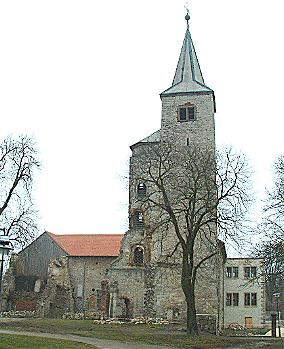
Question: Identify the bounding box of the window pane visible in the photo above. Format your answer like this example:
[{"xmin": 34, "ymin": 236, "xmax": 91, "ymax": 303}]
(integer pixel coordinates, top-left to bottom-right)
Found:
[
  {"xmin": 251, "ymin": 293, "xmax": 257, "ymax": 306},
  {"xmin": 233, "ymin": 293, "xmax": 239, "ymax": 306},
  {"xmin": 233, "ymin": 267, "xmax": 239, "ymax": 278},
  {"xmin": 134, "ymin": 210, "xmax": 144, "ymax": 228},
  {"xmin": 244, "ymin": 267, "xmax": 250, "ymax": 278},
  {"xmin": 226, "ymin": 293, "xmax": 232, "ymax": 306},
  {"xmin": 226, "ymin": 267, "xmax": 232, "ymax": 278},
  {"xmin": 251, "ymin": 267, "xmax": 257, "ymax": 278},
  {"xmin": 137, "ymin": 183, "xmax": 147, "ymax": 198},
  {"xmin": 244, "ymin": 293, "xmax": 250, "ymax": 306},
  {"xmin": 188, "ymin": 107, "xmax": 195, "ymax": 120},
  {"xmin": 179, "ymin": 108, "xmax": 187, "ymax": 121}
]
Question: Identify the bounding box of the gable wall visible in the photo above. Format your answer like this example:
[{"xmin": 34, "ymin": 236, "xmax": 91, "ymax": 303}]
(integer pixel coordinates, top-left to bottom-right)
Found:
[{"xmin": 17, "ymin": 233, "xmax": 67, "ymax": 279}]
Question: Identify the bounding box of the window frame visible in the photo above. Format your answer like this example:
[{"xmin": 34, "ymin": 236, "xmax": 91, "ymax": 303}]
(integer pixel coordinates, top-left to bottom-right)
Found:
[
  {"xmin": 232, "ymin": 293, "xmax": 239, "ymax": 306},
  {"xmin": 232, "ymin": 267, "xmax": 239, "ymax": 278},
  {"xmin": 226, "ymin": 293, "xmax": 232, "ymax": 306},
  {"xmin": 226, "ymin": 267, "xmax": 232, "ymax": 278},
  {"xmin": 133, "ymin": 210, "xmax": 144, "ymax": 229},
  {"xmin": 251, "ymin": 293, "xmax": 257, "ymax": 306},
  {"xmin": 178, "ymin": 106, "xmax": 196, "ymax": 122},
  {"xmin": 244, "ymin": 293, "xmax": 251, "ymax": 306},
  {"xmin": 137, "ymin": 183, "xmax": 147, "ymax": 199},
  {"xmin": 244, "ymin": 266, "xmax": 257, "ymax": 278}
]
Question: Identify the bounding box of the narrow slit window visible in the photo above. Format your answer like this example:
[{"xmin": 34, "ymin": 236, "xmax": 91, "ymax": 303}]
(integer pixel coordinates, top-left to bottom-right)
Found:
[
  {"xmin": 134, "ymin": 210, "xmax": 144, "ymax": 228},
  {"xmin": 137, "ymin": 183, "xmax": 146, "ymax": 198}
]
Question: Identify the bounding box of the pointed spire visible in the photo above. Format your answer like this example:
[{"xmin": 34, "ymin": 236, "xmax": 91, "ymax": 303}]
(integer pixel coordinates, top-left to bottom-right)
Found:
[{"xmin": 161, "ymin": 12, "xmax": 212, "ymax": 96}]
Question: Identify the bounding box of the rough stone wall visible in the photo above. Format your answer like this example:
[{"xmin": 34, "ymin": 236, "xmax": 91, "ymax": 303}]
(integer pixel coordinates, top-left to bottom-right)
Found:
[
  {"xmin": 68, "ymin": 256, "xmax": 115, "ymax": 313},
  {"xmin": 160, "ymin": 93, "xmax": 215, "ymax": 151},
  {"xmin": 1, "ymin": 250, "xmax": 116, "ymax": 318},
  {"xmin": 108, "ymin": 89, "xmax": 220, "ymax": 321},
  {"xmin": 37, "ymin": 256, "xmax": 73, "ymax": 317}
]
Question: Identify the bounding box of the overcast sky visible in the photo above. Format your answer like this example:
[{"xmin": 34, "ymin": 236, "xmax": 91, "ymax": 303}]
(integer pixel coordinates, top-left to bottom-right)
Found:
[{"xmin": 0, "ymin": 0, "xmax": 283, "ymax": 236}]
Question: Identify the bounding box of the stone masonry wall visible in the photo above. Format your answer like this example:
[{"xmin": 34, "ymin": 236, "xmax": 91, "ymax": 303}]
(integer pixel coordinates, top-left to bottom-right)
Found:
[
  {"xmin": 160, "ymin": 93, "xmax": 215, "ymax": 151},
  {"xmin": 68, "ymin": 256, "xmax": 116, "ymax": 313}
]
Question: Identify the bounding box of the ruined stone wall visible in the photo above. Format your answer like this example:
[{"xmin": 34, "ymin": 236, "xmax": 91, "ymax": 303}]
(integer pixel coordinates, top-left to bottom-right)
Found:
[
  {"xmin": 38, "ymin": 256, "xmax": 73, "ymax": 318},
  {"xmin": 68, "ymin": 256, "xmax": 116, "ymax": 313}
]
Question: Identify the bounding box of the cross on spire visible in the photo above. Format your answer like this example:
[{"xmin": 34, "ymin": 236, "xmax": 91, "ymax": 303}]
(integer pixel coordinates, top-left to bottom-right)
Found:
[{"xmin": 184, "ymin": 1, "xmax": 190, "ymax": 27}]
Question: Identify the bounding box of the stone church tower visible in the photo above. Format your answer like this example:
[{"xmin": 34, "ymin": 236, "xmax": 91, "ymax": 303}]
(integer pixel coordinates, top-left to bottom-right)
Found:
[{"xmin": 108, "ymin": 13, "xmax": 219, "ymax": 321}]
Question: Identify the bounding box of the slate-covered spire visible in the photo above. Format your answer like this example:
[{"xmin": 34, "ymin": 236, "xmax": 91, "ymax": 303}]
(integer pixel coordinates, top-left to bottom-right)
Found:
[{"xmin": 161, "ymin": 12, "xmax": 212, "ymax": 96}]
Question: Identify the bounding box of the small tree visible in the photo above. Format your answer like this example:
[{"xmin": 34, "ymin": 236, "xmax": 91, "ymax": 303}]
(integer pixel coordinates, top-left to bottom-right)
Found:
[
  {"xmin": 132, "ymin": 143, "xmax": 252, "ymax": 334},
  {"xmin": 0, "ymin": 135, "xmax": 40, "ymax": 246}
]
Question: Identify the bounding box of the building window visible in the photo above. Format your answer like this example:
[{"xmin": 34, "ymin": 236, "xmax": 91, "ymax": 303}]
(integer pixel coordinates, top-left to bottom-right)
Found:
[
  {"xmin": 178, "ymin": 106, "xmax": 195, "ymax": 122},
  {"xmin": 226, "ymin": 293, "xmax": 239, "ymax": 306},
  {"xmin": 251, "ymin": 293, "xmax": 257, "ymax": 306},
  {"xmin": 133, "ymin": 246, "xmax": 144, "ymax": 265},
  {"xmin": 226, "ymin": 266, "xmax": 239, "ymax": 278},
  {"xmin": 233, "ymin": 293, "xmax": 239, "ymax": 306},
  {"xmin": 233, "ymin": 267, "xmax": 239, "ymax": 278},
  {"xmin": 226, "ymin": 267, "xmax": 232, "ymax": 278},
  {"xmin": 137, "ymin": 183, "xmax": 146, "ymax": 198},
  {"xmin": 244, "ymin": 266, "xmax": 257, "ymax": 278},
  {"xmin": 244, "ymin": 293, "xmax": 257, "ymax": 306},
  {"xmin": 226, "ymin": 293, "xmax": 232, "ymax": 306},
  {"xmin": 134, "ymin": 210, "xmax": 144, "ymax": 228}
]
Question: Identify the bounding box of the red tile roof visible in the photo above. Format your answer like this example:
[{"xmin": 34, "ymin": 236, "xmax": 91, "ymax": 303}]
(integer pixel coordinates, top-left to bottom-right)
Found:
[{"xmin": 47, "ymin": 232, "xmax": 123, "ymax": 257}]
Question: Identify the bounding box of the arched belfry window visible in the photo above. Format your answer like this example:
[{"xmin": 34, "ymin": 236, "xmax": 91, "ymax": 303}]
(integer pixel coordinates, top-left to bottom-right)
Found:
[
  {"xmin": 134, "ymin": 210, "xmax": 144, "ymax": 228},
  {"xmin": 137, "ymin": 183, "xmax": 146, "ymax": 198},
  {"xmin": 133, "ymin": 246, "xmax": 144, "ymax": 265}
]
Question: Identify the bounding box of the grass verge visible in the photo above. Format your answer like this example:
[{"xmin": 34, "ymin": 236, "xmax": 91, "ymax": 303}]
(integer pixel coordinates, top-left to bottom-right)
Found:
[
  {"xmin": 0, "ymin": 333, "xmax": 98, "ymax": 349},
  {"xmin": 0, "ymin": 319, "xmax": 283, "ymax": 348}
]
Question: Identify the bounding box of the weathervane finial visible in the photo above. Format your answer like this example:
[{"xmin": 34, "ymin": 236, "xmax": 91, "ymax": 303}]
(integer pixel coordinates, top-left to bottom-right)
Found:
[{"xmin": 184, "ymin": 1, "xmax": 190, "ymax": 28}]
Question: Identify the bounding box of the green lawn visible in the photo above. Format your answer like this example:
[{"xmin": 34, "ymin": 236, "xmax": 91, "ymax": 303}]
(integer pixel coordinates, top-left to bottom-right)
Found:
[
  {"xmin": 0, "ymin": 333, "xmax": 97, "ymax": 349},
  {"xmin": 0, "ymin": 319, "xmax": 283, "ymax": 349}
]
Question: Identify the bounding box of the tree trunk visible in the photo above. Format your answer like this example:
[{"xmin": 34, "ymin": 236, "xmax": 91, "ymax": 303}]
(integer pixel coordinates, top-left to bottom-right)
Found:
[{"xmin": 185, "ymin": 281, "xmax": 198, "ymax": 335}]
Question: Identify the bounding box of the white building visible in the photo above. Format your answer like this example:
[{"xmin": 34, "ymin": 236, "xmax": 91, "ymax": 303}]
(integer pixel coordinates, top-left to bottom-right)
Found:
[{"xmin": 223, "ymin": 258, "xmax": 266, "ymax": 328}]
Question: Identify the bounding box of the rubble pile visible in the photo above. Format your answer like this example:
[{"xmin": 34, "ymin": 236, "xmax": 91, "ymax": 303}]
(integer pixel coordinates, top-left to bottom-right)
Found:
[
  {"xmin": 62, "ymin": 312, "xmax": 98, "ymax": 320},
  {"xmin": 93, "ymin": 317, "xmax": 169, "ymax": 325},
  {"xmin": 0, "ymin": 310, "xmax": 36, "ymax": 318},
  {"xmin": 227, "ymin": 322, "xmax": 246, "ymax": 330}
]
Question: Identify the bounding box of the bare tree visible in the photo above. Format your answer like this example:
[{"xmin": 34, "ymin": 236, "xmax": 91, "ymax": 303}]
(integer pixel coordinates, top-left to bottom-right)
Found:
[
  {"xmin": 132, "ymin": 143, "xmax": 252, "ymax": 334},
  {"xmin": 253, "ymin": 155, "xmax": 284, "ymax": 309},
  {"xmin": 262, "ymin": 155, "xmax": 284, "ymax": 239},
  {"xmin": 0, "ymin": 135, "xmax": 40, "ymax": 246}
]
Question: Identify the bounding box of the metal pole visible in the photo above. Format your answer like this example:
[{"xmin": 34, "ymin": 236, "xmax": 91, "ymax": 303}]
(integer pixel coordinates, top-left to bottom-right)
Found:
[
  {"xmin": 0, "ymin": 254, "xmax": 4, "ymax": 294},
  {"xmin": 82, "ymin": 258, "xmax": 86, "ymax": 317},
  {"xmin": 277, "ymin": 297, "xmax": 281, "ymax": 337}
]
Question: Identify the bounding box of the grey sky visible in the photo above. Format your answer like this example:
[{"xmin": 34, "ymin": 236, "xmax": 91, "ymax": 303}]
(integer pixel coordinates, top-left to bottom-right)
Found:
[{"xmin": 0, "ymin": 0, "xmax": 283, "ymax": 234}]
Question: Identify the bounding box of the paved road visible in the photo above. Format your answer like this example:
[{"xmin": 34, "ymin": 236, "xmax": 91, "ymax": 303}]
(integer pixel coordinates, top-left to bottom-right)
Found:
[{"xmin": 0, "ymin": 329, "xmax": 172, "ymax": 349}]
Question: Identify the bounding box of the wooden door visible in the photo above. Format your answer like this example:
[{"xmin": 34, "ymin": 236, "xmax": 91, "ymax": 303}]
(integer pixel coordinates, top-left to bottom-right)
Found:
[{"xmin": 245, "ymin": 317, "xmax": 253, "ymax": 329}]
